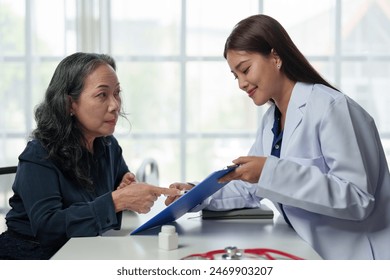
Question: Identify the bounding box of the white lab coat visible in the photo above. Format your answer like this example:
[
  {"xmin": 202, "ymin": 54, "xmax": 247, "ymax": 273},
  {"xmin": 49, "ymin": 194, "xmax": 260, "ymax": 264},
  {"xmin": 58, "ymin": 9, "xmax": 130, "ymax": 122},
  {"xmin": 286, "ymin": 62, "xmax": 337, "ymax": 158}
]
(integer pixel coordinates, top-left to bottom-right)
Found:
[{"xmin": 202, "ymin": 82, "xmax": 390, "ymax": 260}]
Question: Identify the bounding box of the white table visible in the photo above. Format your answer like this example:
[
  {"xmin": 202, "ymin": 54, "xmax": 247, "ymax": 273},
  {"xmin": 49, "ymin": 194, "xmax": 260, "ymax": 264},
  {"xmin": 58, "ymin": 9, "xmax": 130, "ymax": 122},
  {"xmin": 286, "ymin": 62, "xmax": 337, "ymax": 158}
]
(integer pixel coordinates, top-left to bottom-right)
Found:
[{"xmin": 51, "ymin": 200, "xmax": 321, "ymax": 260}]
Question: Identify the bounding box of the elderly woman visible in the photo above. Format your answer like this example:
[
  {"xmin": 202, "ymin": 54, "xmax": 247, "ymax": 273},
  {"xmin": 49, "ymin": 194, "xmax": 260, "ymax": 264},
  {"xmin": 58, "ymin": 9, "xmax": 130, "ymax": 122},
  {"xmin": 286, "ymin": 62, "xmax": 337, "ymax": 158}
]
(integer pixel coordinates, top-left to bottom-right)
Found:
[{"xmin": 0, "ymin": 52, "xmax": 177, "ymax": 259}]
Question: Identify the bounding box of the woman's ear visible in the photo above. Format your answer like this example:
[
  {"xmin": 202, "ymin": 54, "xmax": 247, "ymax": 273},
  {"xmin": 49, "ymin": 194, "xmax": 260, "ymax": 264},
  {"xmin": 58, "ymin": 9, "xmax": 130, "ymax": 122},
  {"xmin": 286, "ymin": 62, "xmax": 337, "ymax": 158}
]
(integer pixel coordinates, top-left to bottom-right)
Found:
[
  {"xmin": 271, "ymin": 48, "xmax": 282, "ymax": 69},
  {"xmin": 67, "ymin": 95, "xmax": 75, "ymax": 116}
]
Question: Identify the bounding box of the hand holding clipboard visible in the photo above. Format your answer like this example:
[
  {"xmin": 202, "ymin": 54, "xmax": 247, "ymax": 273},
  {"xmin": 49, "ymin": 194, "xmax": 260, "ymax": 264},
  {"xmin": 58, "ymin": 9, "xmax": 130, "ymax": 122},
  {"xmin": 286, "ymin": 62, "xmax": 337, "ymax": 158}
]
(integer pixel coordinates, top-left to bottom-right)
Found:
[
  {"xmin": 164, "ymin": 164, "xmax": 239, "ymax": 206},
  {"xmin": 130, "ymin": 165, "xmax": 238, "ymax": 235}
]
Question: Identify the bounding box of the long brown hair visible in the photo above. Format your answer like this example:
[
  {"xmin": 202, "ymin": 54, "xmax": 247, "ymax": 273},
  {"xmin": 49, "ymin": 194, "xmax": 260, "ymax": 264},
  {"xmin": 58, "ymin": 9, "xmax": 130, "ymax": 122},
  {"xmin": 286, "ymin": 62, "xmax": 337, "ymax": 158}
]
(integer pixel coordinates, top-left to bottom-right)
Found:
[{"xmin": 224, "ymin": 14, "xmax": 338, "ymax": 91}]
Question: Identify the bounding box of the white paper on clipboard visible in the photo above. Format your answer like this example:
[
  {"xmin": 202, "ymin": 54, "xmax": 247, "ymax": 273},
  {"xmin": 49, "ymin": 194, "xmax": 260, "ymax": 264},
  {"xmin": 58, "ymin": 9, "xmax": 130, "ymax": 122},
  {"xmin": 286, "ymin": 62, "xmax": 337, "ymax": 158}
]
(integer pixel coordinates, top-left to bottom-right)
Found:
[{"xmin": 130, "ymin": 165, "xmax": 237, "ymax": 235}]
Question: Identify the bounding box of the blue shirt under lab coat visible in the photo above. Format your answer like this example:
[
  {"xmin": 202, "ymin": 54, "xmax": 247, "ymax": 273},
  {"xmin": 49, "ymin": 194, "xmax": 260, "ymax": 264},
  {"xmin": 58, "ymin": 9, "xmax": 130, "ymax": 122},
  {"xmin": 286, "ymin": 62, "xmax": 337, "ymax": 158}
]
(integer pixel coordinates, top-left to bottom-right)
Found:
[
  {"xmin": 5, "ymin": 135, "xmax": 129, "ymax": 249},
  {"xmin": 201, "ymin": 82, "xmax": 390, "ymax": 260}
]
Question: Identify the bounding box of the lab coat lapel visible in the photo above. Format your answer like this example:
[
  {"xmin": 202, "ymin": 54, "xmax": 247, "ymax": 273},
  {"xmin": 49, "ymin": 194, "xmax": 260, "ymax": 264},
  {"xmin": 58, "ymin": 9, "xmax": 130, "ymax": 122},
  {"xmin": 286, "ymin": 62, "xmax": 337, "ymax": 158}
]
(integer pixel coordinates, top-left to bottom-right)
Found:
[
  {"xmin": 280, "ymin": 83, "xmax": 312, "ymax": 157},
  {"xmin": 263, "ymin": 108, "xmax": 275, "ymax": 156}
]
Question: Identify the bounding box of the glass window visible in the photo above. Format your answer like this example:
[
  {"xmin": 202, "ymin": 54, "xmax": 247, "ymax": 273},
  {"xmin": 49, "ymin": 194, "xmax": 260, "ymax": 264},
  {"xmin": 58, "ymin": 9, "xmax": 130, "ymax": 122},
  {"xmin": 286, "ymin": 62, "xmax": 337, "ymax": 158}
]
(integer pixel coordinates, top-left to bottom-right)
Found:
[
  {"xmin": 0, "ymin": 62, "xmax": 26, "ymax": 132},
  {"xmin": 111, "ymin": 0, "xmax": 264, "ymax": 181},
  {"xmin": 264, "ymin": 0, "xmax": 336, "ymax": 56},
  {"xmin": 186, "ymin": 138, "xmax": 254, "ymax": 180},
  {"xmin": 341, "ymin": 61, "xmax": 390, "ymax": 133},
  {"xmin": 119, "ymin": 138, "xmax": 181, "ymax": 186},
  {"xmin": 342, "ymin": 0, "xmax": 390, "ymax": 55},
  {"xmin": 116, "ymin": 61, "xmax": 181, "ymax": 133},
  {"xmin": 0, "ymin": 0, "xmax": 77, "ymax": 167},
  {"xmin": 33, "ymin": 0, "xmax": 70, "ymax": 55},
  {"xmin": 110, "ymin": 0, "xmax": 181, "ymax": 56},
  {"xmin": 310, "ymin": 60, "xmax": 336, "ymax": 86},
  {"xmin": 186, "ymin": 61, "xmax": 258, "ymax": 132},
  {"xmin": 0, "ymin": 0, "xmax": 25, "ymax": 55},
  {"xmin": 186, "ymin": 0, "xmax": 259, "ymax": 56},
  {"xmin": 0, "ymin": 0, "xmax": 389, "ymax": 183}
]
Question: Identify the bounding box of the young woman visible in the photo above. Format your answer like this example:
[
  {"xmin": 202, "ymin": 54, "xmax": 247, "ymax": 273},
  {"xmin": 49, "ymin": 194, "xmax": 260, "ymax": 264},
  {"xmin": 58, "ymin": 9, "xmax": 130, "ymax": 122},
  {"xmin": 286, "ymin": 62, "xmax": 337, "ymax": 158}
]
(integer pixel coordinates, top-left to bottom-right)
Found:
[{"xmin": 166, "ymin": 15, "xmax": 390, "ymax": 260}]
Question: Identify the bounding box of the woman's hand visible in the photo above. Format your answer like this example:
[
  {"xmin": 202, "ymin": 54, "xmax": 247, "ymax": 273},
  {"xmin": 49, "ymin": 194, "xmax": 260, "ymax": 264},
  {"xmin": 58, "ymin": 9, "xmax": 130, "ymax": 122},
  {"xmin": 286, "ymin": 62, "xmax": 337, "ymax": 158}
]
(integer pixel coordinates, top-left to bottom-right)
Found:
[
  {"xmin": 118, "ymin": 172, "xmax": 137, "ymax": 189},
  {"xmin": 219, "ymin": 156, "xmax": 267, "ymax": 183},
  {"xmin": 164, "ymin": 182, "xmax": 194, "ymax": 206},
  {"xmin": 112, "ymin": 182, "xmax": 180, "ymax": 213}
]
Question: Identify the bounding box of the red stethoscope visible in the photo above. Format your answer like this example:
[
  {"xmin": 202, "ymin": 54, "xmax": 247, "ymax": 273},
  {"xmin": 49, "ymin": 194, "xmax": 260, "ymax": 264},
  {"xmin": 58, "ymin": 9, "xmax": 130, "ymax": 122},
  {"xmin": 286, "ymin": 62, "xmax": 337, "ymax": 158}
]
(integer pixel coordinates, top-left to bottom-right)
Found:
[{"xmin": 182, "ymin": 246, "xmax": 304, "ymax": 260}]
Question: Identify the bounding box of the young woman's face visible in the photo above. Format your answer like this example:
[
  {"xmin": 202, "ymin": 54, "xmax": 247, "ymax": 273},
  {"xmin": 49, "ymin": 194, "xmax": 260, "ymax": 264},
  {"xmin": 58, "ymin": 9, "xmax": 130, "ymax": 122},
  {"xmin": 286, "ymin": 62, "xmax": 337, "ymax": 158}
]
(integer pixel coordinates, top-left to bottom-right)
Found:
[
  {"xmin": 226, "ymin": 50, "xmax": 283, "ymax": 106},
  {"xmin": 71, "ymin": 64, "xmax": 121, "ymax": 146}
]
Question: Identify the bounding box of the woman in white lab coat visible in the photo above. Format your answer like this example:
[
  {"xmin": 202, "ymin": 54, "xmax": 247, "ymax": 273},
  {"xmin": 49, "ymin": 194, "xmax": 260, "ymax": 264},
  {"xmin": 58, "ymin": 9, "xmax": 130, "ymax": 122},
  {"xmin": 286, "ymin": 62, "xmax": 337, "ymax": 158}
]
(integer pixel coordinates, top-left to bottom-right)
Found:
[{"xmin": 166, "ymin": 14, "xmax": 390, "ymax": 260}]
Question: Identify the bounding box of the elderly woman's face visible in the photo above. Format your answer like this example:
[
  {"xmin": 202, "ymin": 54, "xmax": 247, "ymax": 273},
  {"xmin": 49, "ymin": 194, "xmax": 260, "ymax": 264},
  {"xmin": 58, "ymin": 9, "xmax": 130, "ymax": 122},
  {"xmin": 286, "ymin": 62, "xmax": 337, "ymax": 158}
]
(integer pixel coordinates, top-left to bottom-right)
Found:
[{"xmin": 71, "ymin": 64, "xmax": 121, "ymax": 148}]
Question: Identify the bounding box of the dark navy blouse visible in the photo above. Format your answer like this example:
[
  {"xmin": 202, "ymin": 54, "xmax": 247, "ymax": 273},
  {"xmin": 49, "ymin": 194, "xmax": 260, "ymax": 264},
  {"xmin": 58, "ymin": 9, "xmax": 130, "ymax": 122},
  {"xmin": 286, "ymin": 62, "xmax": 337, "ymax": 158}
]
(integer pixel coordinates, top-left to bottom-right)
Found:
[
  {"xmin": 271, "ymin": 106, "xmax": 283, "ymax": 158},
  {"xmin": 5, "ymin": 135, "xmax": 129, "ymax": 249}
]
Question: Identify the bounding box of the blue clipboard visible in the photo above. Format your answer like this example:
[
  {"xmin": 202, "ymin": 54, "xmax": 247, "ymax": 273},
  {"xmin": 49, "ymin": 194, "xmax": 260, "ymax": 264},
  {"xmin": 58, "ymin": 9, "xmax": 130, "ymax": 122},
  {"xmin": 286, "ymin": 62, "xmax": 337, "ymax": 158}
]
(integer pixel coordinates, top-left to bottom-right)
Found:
[{"xmin": 130, "ymin": 165, "xmax": 237, "ymax": 235}]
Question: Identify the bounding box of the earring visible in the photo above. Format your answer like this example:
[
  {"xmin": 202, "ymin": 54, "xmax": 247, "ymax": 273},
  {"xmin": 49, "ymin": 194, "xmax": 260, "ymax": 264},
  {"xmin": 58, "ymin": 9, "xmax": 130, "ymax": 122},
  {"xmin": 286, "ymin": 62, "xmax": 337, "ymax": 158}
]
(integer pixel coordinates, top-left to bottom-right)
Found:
[
  {"xmin": 277, "ymin": 64, "xmax": 281, "ymax": 69},
  {"xmin": 70, "ymin": 112, "xmax": 74, "ymax": 117}
]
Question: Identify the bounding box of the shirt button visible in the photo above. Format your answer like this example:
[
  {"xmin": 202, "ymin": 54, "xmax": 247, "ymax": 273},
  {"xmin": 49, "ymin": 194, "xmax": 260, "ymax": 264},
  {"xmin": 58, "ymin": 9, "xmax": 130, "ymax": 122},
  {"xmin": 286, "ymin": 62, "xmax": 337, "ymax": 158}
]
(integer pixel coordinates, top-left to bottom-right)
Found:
[{"xmin": 275, "ymin": 144, "xmax": 280, "ymax": 149}]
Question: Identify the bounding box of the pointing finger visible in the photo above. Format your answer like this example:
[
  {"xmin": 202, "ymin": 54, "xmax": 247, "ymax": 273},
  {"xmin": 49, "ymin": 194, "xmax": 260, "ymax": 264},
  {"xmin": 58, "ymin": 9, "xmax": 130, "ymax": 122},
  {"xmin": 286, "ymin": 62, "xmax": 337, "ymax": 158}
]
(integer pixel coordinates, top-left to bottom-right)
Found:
[{"xmin": 152, "ymin": 186, "xmax": 181, "ymax": 197}]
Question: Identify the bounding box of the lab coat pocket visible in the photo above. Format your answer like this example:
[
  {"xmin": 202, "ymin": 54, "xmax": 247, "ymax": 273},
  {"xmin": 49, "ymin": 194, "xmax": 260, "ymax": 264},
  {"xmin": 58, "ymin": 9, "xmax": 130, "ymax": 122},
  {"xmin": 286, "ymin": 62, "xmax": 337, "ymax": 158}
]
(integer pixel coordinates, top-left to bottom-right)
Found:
[{"xmin": 287, "ymin": 156, "xmax": 327, "ymax": 173}]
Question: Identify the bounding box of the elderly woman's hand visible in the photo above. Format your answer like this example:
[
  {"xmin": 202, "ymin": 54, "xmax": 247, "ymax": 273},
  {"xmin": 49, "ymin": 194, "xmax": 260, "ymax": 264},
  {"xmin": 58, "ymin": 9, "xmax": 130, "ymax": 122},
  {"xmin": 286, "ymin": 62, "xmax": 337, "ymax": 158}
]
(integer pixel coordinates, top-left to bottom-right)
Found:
[
  {"xmin": 112, "ymin": 183, "xmax": 180, "ymax": 213},
  {"xmin": 117, "ymin": 172, "xmax": 136, "ymax": 189},
  {"xmin": 164, "ymin": 182, "xmax": 195, "ymax": 206}
]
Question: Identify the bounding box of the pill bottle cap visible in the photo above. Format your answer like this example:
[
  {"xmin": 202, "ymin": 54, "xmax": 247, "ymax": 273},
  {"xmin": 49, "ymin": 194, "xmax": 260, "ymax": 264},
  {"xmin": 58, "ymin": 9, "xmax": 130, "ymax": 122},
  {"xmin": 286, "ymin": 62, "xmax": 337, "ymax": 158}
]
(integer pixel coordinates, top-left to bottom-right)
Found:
[{"xmin": 161, "ymin": 225, "xmax": 176, "ymax": 234}]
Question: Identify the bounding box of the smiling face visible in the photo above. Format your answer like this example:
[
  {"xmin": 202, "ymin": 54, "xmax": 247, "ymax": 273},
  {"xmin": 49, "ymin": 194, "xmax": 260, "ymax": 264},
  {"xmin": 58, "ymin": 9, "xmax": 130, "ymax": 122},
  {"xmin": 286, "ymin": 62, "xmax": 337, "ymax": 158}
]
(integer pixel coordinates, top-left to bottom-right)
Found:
[
  {"xmin": 226, "ymin": 49, "xmax": 286, "ymax": 106},
  {"xmin": 70, "ymin": 63, "xmax": 121, "ymax": 150}
]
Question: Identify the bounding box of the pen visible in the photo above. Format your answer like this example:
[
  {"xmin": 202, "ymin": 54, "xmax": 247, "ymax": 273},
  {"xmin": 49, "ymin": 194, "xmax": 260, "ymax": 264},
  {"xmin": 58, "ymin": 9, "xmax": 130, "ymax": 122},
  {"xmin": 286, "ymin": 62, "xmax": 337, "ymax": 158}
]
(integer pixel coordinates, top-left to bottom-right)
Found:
[
  {"xmin": 165, "ymin": 190, "xmax": 189, "ymax": 197},
  {"xmin": 226, "ymin": 164, "xmax": 239, "ymax": 169}
]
